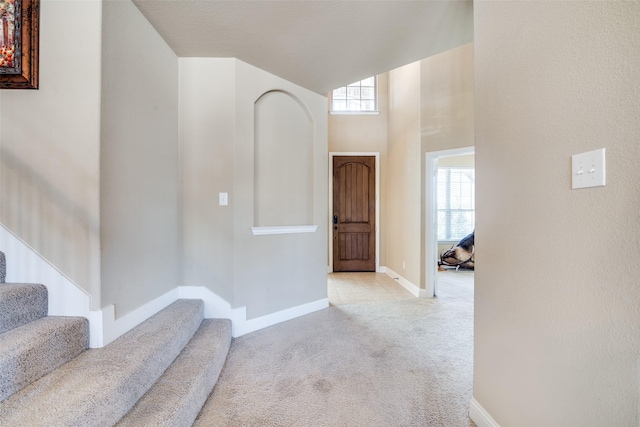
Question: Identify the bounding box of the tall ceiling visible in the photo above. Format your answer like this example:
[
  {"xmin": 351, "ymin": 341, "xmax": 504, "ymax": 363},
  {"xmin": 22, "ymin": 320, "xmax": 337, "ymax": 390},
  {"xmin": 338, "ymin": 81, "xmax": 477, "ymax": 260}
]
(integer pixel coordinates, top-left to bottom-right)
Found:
[{"xmin": 132, "ymin": 0, "xmax": 474, "ymax": 95}]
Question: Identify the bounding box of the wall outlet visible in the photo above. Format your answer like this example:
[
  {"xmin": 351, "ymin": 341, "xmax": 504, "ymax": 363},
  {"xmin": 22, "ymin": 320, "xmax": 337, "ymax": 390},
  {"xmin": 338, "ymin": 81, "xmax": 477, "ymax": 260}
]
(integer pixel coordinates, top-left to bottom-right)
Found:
[{"xmin": 403, "ymin": 261, "xmax": 406, "ymax": 269}]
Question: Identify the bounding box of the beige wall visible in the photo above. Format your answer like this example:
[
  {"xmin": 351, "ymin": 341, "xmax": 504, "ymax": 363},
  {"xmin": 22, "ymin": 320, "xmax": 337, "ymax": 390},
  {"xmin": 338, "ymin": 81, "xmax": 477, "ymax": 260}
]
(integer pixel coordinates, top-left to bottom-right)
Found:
[
  {"xmin": 0, "ymin": 0, "xmax": 182, "ymax": 316},
  {"xmin": 100, "ymin": 0, "xmax": 180, "ymax": 317},
  {"xmin": 0, "ymin": 0, "xmax": 102, "ymax": 305},
  {"xmin": 328, "ymin": 74, "xmax": 389, "ymax": 153},
  {"xmin": 234, "ymin": 60, "xmax": 328, "ymax": 318},
  {"xmin": 180, "ymin": 58, "xmax": 236, "ymax": 303},
  {"xmin": 474, "ymin": 2, "xmax": 640, "ymax": 425},
  {"xmin": 438, "ymin": 154, "xmax": 474, "ymax": 168},
  {"xmin": 420, "ymin": 43, "xmax": 475, "ymax": 289},
  {"xmin": 384, "ymin": 44, "xmax": 475, "ymax": 289},
  {"xmin": 328, "ymin": 73, "xmax": 389, "ymax": 267},
  {"xmin": 420, "ymin": 43, "xmax": 474, "ymax": 153},
  {"xmin": 180, "ymin": 58, "xmax": 328, "ymax": 319},
  {"xmin": 387, "ymin": 61, "xmax": 422, "ymax": 285}
]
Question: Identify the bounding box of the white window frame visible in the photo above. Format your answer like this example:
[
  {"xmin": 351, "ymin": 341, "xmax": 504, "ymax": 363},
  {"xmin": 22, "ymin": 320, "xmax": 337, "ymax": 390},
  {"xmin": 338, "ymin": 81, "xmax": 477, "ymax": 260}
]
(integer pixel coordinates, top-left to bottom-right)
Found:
[
  {"xmin": 436, "ymin": 166, "xmax": 475, "ymax": 242},
  {"xmin": 330, "ymin": 76, "xmax": 379, "ymax": 115}
]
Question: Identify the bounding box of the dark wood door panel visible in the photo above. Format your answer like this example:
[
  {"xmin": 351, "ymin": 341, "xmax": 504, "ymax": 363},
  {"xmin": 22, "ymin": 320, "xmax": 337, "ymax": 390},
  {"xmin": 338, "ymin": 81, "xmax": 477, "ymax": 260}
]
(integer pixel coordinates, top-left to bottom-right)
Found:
[
  {"xmin": 333, "ymin": 156, "xmax": 375, "ymax": 272},
  {"xmin": 337, "ymin": 162, "xmax": 370, "ymax": 223},
  {"xmin": 339, "ymin": 233, "xmax": 370, "ymax": 259}
]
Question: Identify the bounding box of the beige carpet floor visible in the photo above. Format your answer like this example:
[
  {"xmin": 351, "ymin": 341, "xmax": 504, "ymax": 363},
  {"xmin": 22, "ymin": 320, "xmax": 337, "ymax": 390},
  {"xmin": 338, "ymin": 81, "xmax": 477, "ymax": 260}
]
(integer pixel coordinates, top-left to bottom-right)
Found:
[{"xmin": 195, "ymin": 271, "xmax": 475, "ymax": 426}]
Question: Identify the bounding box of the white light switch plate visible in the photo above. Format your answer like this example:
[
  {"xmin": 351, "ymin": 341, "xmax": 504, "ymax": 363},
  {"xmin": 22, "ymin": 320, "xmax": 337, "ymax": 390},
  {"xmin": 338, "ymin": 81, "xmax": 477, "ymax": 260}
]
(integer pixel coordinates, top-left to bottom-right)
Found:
[
  {"xmin": 572, "ymin": 148, "xmax": 605, "ymax": 189},
  {"xmin": 219, "ymin": 192, "xmax": 228, "ymax": 206}
]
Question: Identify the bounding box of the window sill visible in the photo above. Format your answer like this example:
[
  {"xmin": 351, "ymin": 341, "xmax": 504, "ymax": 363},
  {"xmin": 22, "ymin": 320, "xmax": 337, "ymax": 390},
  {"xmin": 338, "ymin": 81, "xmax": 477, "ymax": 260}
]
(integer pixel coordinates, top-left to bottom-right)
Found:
[
  {"xmin": 329, "ymin": 111, "xmax": 380, "ymax": 116},
  {"xmin": 251, "ymin": 225, "xmax": 319, "ymax": 236}
]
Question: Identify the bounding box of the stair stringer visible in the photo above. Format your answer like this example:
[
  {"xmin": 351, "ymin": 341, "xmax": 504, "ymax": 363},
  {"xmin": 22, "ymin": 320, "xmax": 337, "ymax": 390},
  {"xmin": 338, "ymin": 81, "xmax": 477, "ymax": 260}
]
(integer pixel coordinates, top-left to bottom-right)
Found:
[{"xmin": 0, "ymin": 223, "xmax": 101, "ymax": 337}]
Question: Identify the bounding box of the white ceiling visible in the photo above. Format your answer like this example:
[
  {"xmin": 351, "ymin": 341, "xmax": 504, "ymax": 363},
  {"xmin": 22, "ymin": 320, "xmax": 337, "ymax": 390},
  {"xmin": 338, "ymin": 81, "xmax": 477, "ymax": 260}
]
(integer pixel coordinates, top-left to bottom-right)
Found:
[{"xmin": 132, "ymin": 0, "xmax": 474, "ymax": 95}]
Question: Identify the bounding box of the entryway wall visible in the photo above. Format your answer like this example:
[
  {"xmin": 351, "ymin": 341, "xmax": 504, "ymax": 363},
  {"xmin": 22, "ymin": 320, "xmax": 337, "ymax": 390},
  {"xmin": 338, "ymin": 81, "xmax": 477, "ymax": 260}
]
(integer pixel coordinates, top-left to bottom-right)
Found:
[
  {"xmin": 181, "ymin": 58, "xmax": 328, "ymax": 320},
  {"xmin": 328, "ymin": 42, "xmax": 474, "ymax": 293},
  {"xmin": 419, "ymin": 43, "xmax": 474, "ymax": 294},
  {"xmin": 328, "ymin": 73, "xmax": 390, "ymax": 270}
]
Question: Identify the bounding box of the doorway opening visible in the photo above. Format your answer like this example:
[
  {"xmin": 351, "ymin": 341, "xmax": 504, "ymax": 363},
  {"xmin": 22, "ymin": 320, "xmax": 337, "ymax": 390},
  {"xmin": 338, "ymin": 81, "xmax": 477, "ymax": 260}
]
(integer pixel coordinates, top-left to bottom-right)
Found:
[{"xmin": 425, "ymin": 147, "xmax": 475, "ymax": 298}]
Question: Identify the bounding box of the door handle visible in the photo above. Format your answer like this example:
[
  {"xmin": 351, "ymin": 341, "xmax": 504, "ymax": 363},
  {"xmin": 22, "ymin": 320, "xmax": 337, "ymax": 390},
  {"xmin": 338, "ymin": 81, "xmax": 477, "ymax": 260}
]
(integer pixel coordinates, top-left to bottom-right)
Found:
[{"xmin": 333, "ymin": 215, "xmax": 338, "ymax": 225}]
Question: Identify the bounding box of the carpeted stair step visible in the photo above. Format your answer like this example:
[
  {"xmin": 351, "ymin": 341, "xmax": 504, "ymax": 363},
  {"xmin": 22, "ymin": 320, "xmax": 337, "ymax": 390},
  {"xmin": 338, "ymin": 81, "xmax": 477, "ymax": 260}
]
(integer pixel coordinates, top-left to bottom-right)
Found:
[
  {"xmin": 0, "ymin": 299, "xmax": 204, "ymax": 426},
  {"xmin": 0, "ymin": 251, "xmax": 5, "ymax": 283},
  {"xmin": 116, "ymin": 318, "xmax": 232, "ymax": 427},
  {"xmin": 0, "ymin": 283, "xmax": 48, "ymax": 334},
  {"xmin": 0, "ymin": 316, "xmax": 89, "ymax": 401}
]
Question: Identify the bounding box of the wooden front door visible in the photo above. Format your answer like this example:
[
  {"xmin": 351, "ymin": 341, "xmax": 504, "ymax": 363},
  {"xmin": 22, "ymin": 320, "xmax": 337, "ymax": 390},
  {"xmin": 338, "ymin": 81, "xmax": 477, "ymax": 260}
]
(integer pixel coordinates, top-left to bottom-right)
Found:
[{"xmin": 333, "ymin": 156, "xmax": 376, "ymax": 272}]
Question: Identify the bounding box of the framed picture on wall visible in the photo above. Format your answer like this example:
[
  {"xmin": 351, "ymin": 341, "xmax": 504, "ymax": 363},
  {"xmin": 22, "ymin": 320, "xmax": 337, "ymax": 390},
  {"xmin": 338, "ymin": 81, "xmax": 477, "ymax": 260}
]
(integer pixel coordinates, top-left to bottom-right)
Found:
[{"xmin": 0, "ymin": 0, "xmax": 39, "ymax": 89}]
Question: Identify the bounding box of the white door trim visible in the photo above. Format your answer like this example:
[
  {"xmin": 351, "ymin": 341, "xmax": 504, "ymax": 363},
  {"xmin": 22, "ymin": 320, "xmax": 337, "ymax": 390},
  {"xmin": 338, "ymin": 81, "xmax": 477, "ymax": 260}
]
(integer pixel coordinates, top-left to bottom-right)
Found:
[
  {"xmin": 425, "ymin": 146, "xmax": 474, "ymax": 297},
  {"xmin": 328, "ymin": 152, "xmax": 380, "ymax": 273}
]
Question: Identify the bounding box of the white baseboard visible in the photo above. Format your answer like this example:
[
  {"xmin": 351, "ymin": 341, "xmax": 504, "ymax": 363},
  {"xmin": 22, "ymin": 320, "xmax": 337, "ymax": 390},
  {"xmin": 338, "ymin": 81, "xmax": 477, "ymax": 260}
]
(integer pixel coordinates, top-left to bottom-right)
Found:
[
  {"xmin": 95, "ymin": 287, "xmax": 327, "ymax": 346},
  {"xmin": 234, "ymin": 298, "xmax": 329, "ymax": 337},
  {"xmin": 380, "ymin": 266, "xmax": 428, "ymax": 298},
  {"xmin": 469, "ymin": 397, "xmax": 501, "ymax": 427},
  {"xmin": 178, "ymin": 286, "xmax": 247, "ymax": 336},
  {"xmin": 97, "ymin": 288, "xmax": 180, "ymax": 347}
]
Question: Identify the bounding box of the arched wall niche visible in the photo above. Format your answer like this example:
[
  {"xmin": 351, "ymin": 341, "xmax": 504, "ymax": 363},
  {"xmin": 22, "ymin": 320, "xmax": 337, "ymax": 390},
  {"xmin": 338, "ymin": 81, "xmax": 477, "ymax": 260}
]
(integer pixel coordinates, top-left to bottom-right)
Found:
[{"xmin": 253, "ymin": 90, "xmax": 315, "ymax": 228}]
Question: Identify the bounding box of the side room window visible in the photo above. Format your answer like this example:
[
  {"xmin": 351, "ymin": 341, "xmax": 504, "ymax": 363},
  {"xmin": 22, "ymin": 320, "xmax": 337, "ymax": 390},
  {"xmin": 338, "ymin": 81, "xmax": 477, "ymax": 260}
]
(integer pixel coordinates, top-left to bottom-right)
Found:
[
  {"xmin": 437, "ymin": 167, "xmax": 475, "ymax": 241},
  {"xmin": 331, "ymin": 77, "xmax": 377, "ymax": 113}
]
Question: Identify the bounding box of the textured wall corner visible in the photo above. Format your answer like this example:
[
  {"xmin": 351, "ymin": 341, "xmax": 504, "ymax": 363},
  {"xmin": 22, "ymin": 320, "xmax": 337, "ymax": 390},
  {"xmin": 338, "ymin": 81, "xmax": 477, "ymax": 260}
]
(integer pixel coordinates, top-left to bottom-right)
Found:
[{"xmin": 0, "ymin": 251, "xmax": 6, "ymax": 283}]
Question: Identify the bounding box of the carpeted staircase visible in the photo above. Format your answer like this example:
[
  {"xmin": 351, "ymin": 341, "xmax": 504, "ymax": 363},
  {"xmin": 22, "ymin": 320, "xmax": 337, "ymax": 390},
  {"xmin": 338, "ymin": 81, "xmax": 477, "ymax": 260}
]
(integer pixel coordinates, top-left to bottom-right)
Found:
[{"xmin": 0, "ymin": 251, "xmax": 232, "ymax": 426}]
